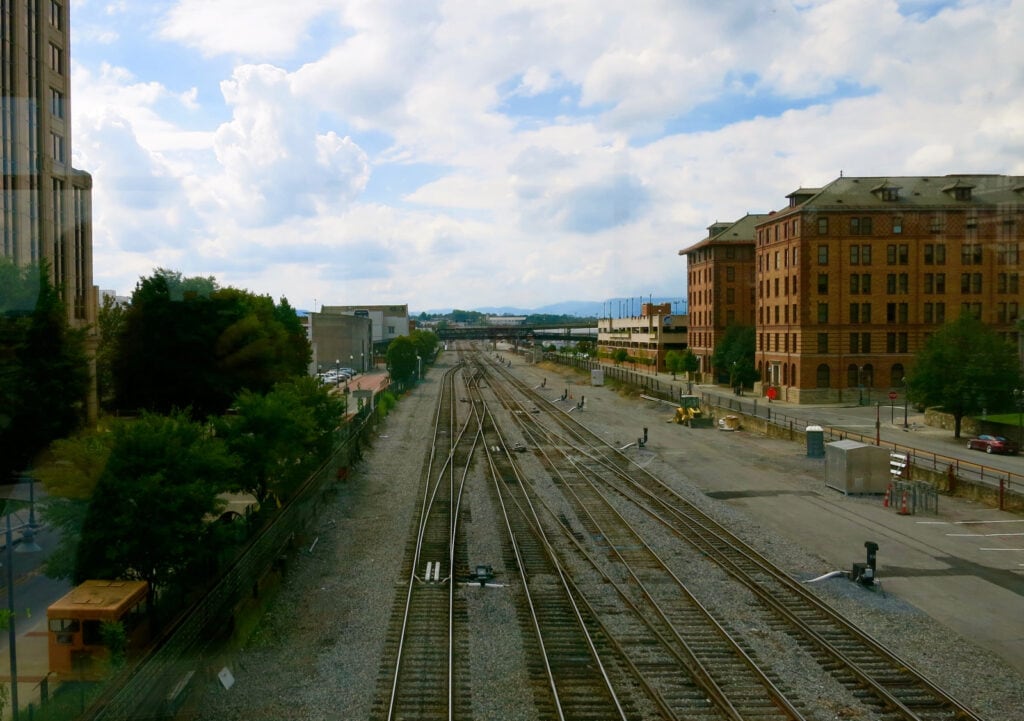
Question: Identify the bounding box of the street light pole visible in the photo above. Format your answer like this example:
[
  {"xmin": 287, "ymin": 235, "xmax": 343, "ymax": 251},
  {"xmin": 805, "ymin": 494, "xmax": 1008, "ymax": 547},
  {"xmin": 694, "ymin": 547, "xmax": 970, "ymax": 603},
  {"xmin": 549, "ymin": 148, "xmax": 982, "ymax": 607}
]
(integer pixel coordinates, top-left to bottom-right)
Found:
[
  {"xmin": 6, "ymin": 514, "xmax": 19, "ymax": 721},
  {"xmin": 902, "ymin": 377, "xmax": 909, "ymax": 429},
  {"xmin": 1014, "ymin": 389, "xmax": 1023, "ymax": 448},
  {"xmin": 5, "ymin": 503, "xmax": 40, "ymax": 721}
]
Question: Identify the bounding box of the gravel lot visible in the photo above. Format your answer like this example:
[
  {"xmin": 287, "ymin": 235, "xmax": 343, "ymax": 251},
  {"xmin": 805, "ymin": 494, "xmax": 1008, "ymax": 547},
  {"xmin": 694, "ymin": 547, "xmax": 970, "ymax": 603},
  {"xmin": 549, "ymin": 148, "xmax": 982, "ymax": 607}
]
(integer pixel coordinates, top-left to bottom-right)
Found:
[{"xmin": 191, "ymin": 350, "xmax": 1024, "ymax": 720}]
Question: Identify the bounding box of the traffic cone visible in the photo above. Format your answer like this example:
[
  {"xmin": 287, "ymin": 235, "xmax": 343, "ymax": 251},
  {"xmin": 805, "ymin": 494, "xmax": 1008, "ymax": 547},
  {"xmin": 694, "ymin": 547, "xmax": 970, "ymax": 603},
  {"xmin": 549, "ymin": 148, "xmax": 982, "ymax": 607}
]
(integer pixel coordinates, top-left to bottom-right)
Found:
[
  {"xmin": 883, "ymin": 484, "xmax": 892, "ymax": 508},
  {"xmin": 898, "ymin": 490, "xmax": 910, "ymax": 515}
]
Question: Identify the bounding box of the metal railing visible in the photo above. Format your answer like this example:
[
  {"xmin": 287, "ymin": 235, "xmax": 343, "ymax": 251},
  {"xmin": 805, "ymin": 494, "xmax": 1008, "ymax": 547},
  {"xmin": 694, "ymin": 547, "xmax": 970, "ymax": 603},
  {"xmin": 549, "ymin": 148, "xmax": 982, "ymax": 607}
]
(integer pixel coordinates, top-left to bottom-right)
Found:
[{"xmin": 541, "ymin": 352, "xmax": 1024, "ymax": 507}]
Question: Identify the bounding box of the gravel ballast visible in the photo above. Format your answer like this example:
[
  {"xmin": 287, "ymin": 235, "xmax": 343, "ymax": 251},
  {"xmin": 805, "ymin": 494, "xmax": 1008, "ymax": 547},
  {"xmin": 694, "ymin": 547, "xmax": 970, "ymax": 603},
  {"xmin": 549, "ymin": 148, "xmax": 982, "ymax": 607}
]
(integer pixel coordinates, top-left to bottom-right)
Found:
[{"xmin": 192, "ymin": 352, "xmax": 1024, "ymax": 720}]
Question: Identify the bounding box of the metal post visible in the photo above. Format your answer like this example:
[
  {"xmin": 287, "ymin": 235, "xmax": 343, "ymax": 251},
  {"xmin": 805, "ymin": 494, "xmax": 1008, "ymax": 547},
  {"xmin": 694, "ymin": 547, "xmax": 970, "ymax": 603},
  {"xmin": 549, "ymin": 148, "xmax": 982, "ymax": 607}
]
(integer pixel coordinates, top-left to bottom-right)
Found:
[
  {"xmin": 7, "ymin": 514, "xmax": 20, "ymax": 721},
  {"xmin": 903, "ymin": 377, "xmax": 909, "ymax": 429}
]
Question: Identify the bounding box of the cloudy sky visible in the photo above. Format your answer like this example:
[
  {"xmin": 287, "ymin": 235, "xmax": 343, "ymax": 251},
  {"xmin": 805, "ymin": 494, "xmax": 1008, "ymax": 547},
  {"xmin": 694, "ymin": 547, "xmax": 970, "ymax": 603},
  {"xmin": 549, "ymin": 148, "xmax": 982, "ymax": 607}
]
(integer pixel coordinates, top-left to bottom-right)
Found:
[{"xmin": 70, "ymin": 0, "xmax": 1024, "ymax": 312}]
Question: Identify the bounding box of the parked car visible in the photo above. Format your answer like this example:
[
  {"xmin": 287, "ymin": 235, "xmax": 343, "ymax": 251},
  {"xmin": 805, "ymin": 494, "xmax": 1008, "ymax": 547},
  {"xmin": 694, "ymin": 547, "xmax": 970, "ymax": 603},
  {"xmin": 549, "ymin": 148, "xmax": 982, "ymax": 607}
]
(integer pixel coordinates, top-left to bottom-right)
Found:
[{"xmin": 966, "ymin": 434, "xmax": 1020, "ymax": 455}]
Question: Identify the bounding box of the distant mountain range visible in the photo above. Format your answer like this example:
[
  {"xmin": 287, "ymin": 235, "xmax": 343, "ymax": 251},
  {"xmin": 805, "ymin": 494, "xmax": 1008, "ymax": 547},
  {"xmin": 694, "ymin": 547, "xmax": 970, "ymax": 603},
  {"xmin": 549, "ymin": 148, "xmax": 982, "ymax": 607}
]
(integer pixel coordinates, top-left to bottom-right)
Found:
[{"xmin": 415, "ymin": 297, "xmax": 687, "ymax": 318}]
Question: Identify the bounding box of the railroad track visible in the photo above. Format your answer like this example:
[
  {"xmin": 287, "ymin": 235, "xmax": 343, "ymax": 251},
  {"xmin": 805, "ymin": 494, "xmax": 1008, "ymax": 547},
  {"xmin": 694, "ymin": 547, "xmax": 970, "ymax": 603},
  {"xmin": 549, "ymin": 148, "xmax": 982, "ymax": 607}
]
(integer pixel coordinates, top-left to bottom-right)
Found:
[{"xmin": 481, "ymin": 350, "xmax": 986, "ymax": 721}]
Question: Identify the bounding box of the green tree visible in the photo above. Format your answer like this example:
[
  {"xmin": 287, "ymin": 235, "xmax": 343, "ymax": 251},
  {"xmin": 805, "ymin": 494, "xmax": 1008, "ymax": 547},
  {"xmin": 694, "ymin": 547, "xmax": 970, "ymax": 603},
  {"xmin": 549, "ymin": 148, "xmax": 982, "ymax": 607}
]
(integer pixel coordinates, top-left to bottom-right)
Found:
[
  {"xmin": 387, "ymin": 336, "xmax": 419, "ymax": 383},
  {"xmin": 665, "ymin": 350, "xmax": 685, "ymax": 378},
  {"xmin": 112, "ymin": 269, "xmax": 311, "ymax": 418},
  {"xmin": 0, "ymin": 259, "xmax": 89, "ymax": 481},
  {"xmin": 66, "ymin": 412, "xmax": 238, "ymax": 605},
  {"xmin": 681, "ymin": 349, "xmax": 700, "ymax": 378},
  {"xmin": 907, "ymin": 312, "xmax": 1023, "ymax": 438},
  {"xmin": 216, "ymin": 379, "xmax": 341, "ymax": 505},
  {"xmin": 95, "ymin": 294, "xmax": 126, "ymax": 410},
  {"xmin": 612, "ymin": 348, "xmax": 629, "ymax": 365},
  {"xmin": 575, "ymin": 340, "xmax": 594, "ymax": 357},
  {"xmin": 410, "ymin": 328, "xmax": 439, "ymax": 362},
  {"xmin": 712, "ymin": 325, "xmax": 758, "ymax": 391}
]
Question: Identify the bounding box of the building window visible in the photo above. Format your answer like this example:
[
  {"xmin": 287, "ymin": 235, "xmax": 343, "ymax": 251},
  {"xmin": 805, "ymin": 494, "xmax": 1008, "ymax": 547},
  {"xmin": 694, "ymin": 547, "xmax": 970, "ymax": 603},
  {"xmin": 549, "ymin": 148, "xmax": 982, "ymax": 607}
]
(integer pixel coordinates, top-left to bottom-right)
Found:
[
  {"xmin": 850, "ymin": 303, "xmax": 860, "ymax": 323},
  {"xmin": 887, "ymin": 303, "xmax": 896, "ymax": 322},
  {"xmin": 954, "ymin": 187, "xmax": 972, "ymax": 201},
  {"xmin": 887, "ymin": 244, "xmax": 909, "ymax": 265},
  {"xmin": 997, "ymin": 243, "xmax": 1020, "ymax": 265},
  {"xmin": 898, "ymin": 303, "xmax": 908, "ymax": 323},
  {"xmin": 924, "ymin": 303, "xmax": 933, "ymax": 323},
  {"xmin": 50, "ymin": 1, "xmax": 63, "ymax": 28},
  {"xmin": 50, "ymin": 88, "xmax": 64, "ymax": 118},
  {"xmin": 935, "ymin": 273, "xmax": 945, "ymax": 293},
  {"xmin": 886, "ymin": 274, "xmax": 896, "ymax": 294},
  {"xmin": 50, "ymin": 133, "xmax": 65, "ymax": 163},
  {"xmin": 850, "ymin": 332, "xmax": 860, "ymax": 354},
  {"xmin": 850, "ymin": 245, "xmax": 860, "ymax": 265},
  {"xmin": 849, "ymin": 217, "xmax": 872, "ymax": 235},
  {"xmin": 818, "ymin": 245, "xmax": 828, "ymax": 264},
  {"xmin": 816, "ymin": 364, "xmax": 830, "ymax": 388},
  {"xmin": 726, "ymin": 266, "xmax": 735, "ymax": 281},
  {"xmin": 726, "ymin": 287, "xmax": 735, "ymax": 304},
  {"xmin": 936, "ymin": 302, "xmax": 946, "ymax": 323},
  {"xmin": 818, "ymin": 217, "xmax": 828, "ymax": 235},
  {"xmin": 49, "ymin": 44, "xmax": 63, "ymax": 74},
  {"xmin": 892, "ymin": 216, "xmax": 902, "ymax": 233},
  {"xmin": 931, "ymin": 215, "xmax": 944, "ymax": 233},
  {"xmin": 850, "ymin": 274, "xmax": 860, "ymax": 294},
  {"xmin": 961, "ymin": 243, "xmax": 983, "ymax": 265},
  {"xmin": 817, "ymin": 333, "xmax": 828, "ymax": 353},
  {"xmin": 818, "ymin": 303, "xmax": 829, "ymax": 323},
  {"xmin": 998, "ymin": 273, "xmax": 1020, "ymax": 294},
  {"xmin": 862, "ymin": 332, "xmax": 871, "ymax": 353},
  {"xmin": 861, "ymin": 303, "xmax": 871, "ymax": 323},
  {"xmin": 817, "ymin": 273, "xmax": 828, "ymax": 294},
  {"xmin": 898, "ymin": 273, "xmax": 908, "ymax": 293},
  {"xmin": 861, "ymin": 245, "xmax": 872, "ymax": 265}
]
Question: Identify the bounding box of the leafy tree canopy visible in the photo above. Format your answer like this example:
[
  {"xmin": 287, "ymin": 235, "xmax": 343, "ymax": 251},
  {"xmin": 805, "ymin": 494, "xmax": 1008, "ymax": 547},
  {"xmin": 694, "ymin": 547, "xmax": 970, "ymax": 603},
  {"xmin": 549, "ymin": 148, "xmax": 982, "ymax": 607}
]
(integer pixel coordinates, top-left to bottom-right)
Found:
[
  {"xmin": 54, "ymin": 412, "xmax": 239, "ymax": 595},
  {"xmin": 907, "ymin": 312, "xmax": 1022, "ymax": 437},
  {"xmin": 712, "ymin": 324, "xmax": 758, "ymax": 388},
  {"xmin": 410, "ymin": 329, "xmax": 439, "ymax": 361},
  {"xmin": 0, "ymin": 259, "xmax": 89, "ymax": 480},
  {"xmin": 387, "ymin": 336, "xmax": 419, "ymax": 382},
  {"xmin": 112, "ymin": 269, "xmax": 311, "ymax": 418},
  {"xmin": 217, "ymin": 377, "xmax": 343, "ymax": 504}
]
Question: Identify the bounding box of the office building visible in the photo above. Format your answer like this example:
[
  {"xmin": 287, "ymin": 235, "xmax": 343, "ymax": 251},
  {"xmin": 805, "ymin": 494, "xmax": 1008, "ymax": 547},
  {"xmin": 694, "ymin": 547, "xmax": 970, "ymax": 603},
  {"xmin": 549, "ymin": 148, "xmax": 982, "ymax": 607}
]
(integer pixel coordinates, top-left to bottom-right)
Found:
[{"xmin": 2, "ymin": 0, "xmax": 97, "ymax": 418}]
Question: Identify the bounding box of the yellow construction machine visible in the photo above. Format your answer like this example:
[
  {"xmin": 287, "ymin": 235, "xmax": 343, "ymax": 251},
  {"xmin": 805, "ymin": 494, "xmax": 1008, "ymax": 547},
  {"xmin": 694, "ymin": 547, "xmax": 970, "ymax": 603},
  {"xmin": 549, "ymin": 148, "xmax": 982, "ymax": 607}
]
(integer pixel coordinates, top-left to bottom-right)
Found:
[{"xmin": 670, "ymin": 395, "xmax": 712, "ymax": 427}]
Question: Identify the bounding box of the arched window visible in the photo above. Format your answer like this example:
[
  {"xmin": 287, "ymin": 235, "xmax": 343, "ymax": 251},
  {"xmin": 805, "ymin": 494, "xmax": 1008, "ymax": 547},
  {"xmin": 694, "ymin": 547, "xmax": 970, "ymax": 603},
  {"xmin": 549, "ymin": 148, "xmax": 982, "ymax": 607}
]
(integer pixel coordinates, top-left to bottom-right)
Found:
[
  {"xmin": 817, "ymin": 364, "xmax": 831, "ymax": 388},
  {"xmin": 890, "ymin": 363, "xmax": 905, "ymax": 387}
]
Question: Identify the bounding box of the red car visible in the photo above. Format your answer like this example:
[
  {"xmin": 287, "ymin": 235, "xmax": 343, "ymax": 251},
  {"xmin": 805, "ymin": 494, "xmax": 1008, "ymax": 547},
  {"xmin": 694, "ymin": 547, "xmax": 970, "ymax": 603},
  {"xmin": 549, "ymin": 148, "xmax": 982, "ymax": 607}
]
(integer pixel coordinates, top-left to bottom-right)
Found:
[{"xmin": 966, "ymin": 434, "xmax": 1020, "ymax": 455}]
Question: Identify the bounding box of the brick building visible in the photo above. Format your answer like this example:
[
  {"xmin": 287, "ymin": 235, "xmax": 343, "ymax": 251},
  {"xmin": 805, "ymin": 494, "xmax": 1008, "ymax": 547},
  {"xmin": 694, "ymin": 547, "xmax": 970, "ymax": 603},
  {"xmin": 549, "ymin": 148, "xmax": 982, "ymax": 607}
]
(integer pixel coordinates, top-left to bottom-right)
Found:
[
  {"xmin": 753, "ymin": 175, "xmax": 1023, "ymax": 403},
  {"xmin": 679, "ymin": 214, "xmax": 763, "ymax": 380}
]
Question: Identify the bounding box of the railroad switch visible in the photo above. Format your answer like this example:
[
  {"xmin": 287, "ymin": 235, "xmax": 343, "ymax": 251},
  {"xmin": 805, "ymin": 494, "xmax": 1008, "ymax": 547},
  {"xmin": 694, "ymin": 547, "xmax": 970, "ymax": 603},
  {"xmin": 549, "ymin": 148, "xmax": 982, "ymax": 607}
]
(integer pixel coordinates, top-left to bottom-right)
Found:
[{"xmin": 849, "ymin": 541, "xmax": 879, "ymax": 586}]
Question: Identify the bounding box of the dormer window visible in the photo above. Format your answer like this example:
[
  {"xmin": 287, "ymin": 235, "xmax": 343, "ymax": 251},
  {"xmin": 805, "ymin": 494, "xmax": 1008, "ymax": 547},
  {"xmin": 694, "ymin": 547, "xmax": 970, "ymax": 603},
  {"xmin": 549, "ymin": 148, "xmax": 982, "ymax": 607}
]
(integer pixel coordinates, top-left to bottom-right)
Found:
[
  {"xmin": 941, "ymin": 179, "xmax": 974, "ymax": 201},
  {"xmin": 870, "ymin": 180, "xmax": 901, "ymax": 202}
]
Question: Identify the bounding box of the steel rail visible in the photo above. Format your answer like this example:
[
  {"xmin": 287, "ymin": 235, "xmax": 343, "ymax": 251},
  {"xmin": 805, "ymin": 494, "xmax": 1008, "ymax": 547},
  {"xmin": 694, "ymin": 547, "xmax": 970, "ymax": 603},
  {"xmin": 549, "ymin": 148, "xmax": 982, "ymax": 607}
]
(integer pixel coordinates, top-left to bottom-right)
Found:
[{"xmin": 486, "ymin": 354, "xmax": 986, "ymax": 721}]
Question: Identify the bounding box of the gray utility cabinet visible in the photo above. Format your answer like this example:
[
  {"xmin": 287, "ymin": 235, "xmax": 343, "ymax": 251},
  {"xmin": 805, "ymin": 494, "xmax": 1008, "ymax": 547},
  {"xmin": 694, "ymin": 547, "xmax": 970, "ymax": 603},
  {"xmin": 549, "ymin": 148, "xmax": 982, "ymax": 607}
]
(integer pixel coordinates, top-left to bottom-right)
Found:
[{"xmin": 825, "ymin": 440, "xmax": 891, "ymax": 494}]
